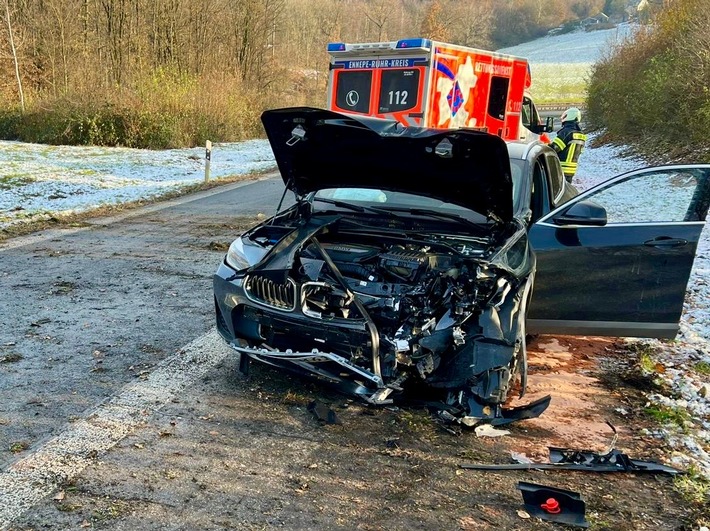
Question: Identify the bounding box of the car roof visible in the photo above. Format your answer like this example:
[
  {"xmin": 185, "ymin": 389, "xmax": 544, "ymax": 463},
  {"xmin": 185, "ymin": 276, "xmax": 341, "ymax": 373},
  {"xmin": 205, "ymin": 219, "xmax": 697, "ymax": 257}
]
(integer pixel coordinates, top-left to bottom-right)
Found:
[{"xmin": 506, "ymin": 140, "xmax": 547, "ymax": 161}]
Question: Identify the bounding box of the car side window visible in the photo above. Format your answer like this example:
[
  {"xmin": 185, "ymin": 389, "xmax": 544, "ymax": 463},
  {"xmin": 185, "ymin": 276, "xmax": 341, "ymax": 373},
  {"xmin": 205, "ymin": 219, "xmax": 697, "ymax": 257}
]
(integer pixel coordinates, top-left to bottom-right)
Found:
[
  {"xmin": 545, "ymin": 153, "xmax": 564, "ymax": 204},
  {"xmin": 530, "ymin": 159, "xmax": 548, "ymax": 223},
  {"xmin": 580, "ymin": 169, "xmax": 709, "ymax": 223}
]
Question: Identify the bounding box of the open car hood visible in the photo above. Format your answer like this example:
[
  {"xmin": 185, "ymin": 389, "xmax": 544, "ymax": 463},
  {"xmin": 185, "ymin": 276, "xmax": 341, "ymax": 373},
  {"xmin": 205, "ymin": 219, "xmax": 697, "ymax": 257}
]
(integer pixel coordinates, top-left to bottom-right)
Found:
[{"xmin": 261, "ymin": 107, "xmax": 514, "ymax": 223}]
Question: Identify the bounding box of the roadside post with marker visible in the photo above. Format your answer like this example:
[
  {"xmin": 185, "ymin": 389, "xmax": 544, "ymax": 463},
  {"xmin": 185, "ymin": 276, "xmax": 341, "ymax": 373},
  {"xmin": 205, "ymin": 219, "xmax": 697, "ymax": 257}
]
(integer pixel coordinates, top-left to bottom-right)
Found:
[{"xmin": 205, "ymin": 140, "xmax": 212, "ymax": 182}]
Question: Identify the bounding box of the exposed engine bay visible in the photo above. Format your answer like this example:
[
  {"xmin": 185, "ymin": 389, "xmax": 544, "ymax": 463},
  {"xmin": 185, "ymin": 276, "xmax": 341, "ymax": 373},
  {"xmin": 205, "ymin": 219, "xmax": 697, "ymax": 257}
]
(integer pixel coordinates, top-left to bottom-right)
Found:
[{"xmin": 219, "ymin": 213, "xmax": 539, "ymax": 425}]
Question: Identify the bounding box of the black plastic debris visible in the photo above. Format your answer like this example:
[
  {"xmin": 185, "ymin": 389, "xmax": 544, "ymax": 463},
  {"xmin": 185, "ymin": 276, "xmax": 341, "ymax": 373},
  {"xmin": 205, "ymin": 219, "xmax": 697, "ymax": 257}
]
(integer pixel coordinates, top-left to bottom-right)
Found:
[
  {"xmin": 307, "ymin": 401, "xmax": 342, "ymax": 425},
  {"xmin": 548, "ymin": 447, "xmax": 681, "ymax": 475},
  {"xmin": 422, "ymin": 393, "xmax": 551, "ymax": 429},
  {"xmin": 460, "ymin": 447, "xmax": 681, "ymax": 475},
  {"xmin": 518, "ymin": 481, "xmax": 589, "ymax": 528},
  {"xmin": 490, "ymin": 394, "xmax": 552, "ymax": 426},
  {"xmin": 385, "ymin": 437, "xmax": 401, "ymax": 449}
]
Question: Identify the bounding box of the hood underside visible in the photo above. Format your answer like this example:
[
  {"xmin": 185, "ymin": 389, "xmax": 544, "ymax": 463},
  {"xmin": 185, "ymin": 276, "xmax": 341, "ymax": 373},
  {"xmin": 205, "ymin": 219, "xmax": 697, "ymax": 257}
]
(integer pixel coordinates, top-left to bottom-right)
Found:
[{"xmin": 261, "ymin": 107, "xmax": 514, "ymax": 223}]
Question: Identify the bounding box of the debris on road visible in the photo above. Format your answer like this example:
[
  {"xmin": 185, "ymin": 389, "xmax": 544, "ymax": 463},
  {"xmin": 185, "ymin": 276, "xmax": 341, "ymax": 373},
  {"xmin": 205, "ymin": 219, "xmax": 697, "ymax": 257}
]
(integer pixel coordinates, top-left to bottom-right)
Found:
[
  {"xmin": 474, "ymin": 424, "xmax": 510, "ymax": 438},
  {"xmin": 518, "ymin": 481, "xmax": 589, "ymax": 528},
  {"xmin": 510, "ymin": 451, "xmax": 533, "ymax": 464},
  {"xmin": 489, "ymin": 394, "xmax": 552, "ymax": 426},
  {"xmin": 307, "ymin": 401, "xmax": 342, "ymax": 425},
  {"xmin": 460, "ymin": 446, "xmax": 682, "ymax": 475}
]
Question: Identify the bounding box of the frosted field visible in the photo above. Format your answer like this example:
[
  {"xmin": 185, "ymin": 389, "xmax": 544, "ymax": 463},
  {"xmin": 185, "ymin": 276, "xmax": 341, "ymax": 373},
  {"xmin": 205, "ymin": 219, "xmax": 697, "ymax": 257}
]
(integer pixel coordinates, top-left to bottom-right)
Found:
[
  {"xmin": 0, "ymin": 139, "xmax": 275, "ymax": 228},
  {"xmin": 526, "ymin": 63, "xmax": 590, "ymax": 103},
  {"xmin": 499, "ymin": 24, "xmax": 636, "ymax": 103},
  {"xmin": 499, "ymin": 24, "xmax": 635, "ymax": 64}
]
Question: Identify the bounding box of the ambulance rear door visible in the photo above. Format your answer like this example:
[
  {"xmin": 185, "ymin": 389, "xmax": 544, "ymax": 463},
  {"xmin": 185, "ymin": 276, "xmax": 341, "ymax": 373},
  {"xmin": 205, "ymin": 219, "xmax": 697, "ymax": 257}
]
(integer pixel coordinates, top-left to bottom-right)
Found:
[{"xmin": 327, "ymin": 40, "xmax": 432, "ymax": 127}]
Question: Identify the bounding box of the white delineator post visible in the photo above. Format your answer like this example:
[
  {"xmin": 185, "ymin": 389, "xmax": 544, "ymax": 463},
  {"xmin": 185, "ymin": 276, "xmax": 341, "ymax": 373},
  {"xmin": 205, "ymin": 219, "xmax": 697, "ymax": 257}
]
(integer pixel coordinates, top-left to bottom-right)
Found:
[{"xmin": 204, "ymin": 140, "xmax": 212, "ymax": 182}]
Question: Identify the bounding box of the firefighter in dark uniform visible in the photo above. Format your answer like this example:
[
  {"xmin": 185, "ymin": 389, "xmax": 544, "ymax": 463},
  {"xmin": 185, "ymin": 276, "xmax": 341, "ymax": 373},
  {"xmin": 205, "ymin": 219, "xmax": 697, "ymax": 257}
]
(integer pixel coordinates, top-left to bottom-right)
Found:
[{"xmin": 550, "ymin": 107, "xmax": 587, "ymax": 183}]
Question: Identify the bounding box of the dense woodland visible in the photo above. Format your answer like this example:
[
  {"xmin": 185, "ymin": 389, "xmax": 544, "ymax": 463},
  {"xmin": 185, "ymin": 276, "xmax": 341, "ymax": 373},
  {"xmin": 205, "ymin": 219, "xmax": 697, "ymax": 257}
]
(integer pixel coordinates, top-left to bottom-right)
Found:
[{"xmin": 0, "ymin": 0, "xmax": 623, "ymax": 147}]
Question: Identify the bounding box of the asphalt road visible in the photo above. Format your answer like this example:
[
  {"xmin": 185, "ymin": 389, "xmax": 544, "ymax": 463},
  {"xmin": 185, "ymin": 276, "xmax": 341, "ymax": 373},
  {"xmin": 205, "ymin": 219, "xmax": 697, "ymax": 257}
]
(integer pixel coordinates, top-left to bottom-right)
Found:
[{"xmin": 0, "ymin": 174, "xmax": 287, "ymax": 527}]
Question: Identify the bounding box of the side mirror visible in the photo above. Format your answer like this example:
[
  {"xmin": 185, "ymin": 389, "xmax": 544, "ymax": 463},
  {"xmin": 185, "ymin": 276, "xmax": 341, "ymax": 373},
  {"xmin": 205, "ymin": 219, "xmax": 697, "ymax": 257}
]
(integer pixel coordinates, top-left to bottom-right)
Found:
[
  {"xmin": 554, "ymin": 199, "xmax": 607, "ymax": 226},
  {"xmin": 544, "ymin": 116, "xmax": 554, "ymax": 133}
]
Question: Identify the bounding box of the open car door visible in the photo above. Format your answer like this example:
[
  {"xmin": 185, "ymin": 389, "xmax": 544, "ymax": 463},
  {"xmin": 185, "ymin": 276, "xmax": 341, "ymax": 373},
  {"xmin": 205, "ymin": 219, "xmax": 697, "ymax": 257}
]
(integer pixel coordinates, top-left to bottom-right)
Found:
[{"xmin": 527, "ymin": 165, "xmax": 710, "ymax": 338}]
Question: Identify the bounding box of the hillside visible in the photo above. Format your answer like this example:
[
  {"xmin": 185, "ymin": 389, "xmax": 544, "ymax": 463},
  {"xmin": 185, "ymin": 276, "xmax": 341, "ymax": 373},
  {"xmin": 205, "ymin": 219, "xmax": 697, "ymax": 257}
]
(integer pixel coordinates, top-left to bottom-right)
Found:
[{"xmin": 500, "ymin": 24, "xmax": 635, "ymax": 103}]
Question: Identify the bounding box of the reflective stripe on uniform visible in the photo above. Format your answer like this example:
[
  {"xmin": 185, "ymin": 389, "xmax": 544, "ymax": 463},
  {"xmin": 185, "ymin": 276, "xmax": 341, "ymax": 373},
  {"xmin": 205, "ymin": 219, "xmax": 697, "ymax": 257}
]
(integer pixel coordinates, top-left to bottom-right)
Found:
[
  {"xmin": 560, "ymin": 161, "xmax": 578, "ymax": 177},
  {"xmin": 560, "ymin": 132, "xmax": 587, "ymax": 177},
  {"xmin": 552, "ymin": 136, "xmax": 566, "ymax": 151}
]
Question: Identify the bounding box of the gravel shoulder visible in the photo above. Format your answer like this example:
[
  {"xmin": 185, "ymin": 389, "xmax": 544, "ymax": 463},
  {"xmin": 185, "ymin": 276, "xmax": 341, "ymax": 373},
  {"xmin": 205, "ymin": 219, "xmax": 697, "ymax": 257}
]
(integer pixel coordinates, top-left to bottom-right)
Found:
[{"xmin": 7, "ymin": 335, "xmax": 694, "ymax": 530}]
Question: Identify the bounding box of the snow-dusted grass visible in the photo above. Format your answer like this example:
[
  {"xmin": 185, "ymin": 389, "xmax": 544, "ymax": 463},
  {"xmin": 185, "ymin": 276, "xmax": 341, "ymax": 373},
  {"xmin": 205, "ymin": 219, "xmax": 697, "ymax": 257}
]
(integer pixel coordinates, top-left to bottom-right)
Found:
[
  {"xmin": 499, "ymin": 25, "xmax": 635, "ymax": 64},
  {"xmin": 0, "ymin": 139, "xmax": 275, "ymax": 228},
  {"xmin": 499, "ymin": 25, "xmax": 636, "ymax": 103}
]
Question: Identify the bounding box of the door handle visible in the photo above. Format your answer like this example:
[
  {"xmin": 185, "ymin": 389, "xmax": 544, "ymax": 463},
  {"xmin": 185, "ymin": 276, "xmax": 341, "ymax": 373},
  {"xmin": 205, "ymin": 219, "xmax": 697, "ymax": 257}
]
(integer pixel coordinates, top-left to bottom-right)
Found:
[{"xmin": 643, "ymin": 236, "xmax": 688, "ymax": 248}]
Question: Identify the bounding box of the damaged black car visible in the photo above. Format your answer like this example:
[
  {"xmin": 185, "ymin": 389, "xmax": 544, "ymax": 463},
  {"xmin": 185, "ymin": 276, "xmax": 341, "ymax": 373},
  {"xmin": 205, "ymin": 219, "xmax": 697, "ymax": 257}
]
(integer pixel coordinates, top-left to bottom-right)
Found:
[{"xmin": 214, "ymin": 107, "xmax": 710, "ymax": 425}]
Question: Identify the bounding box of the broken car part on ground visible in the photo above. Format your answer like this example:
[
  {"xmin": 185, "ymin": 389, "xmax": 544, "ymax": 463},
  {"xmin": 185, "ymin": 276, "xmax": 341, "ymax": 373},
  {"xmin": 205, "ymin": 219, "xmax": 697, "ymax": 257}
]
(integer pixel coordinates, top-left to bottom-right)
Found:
[
  {"xmin": 213, "ymin": 107, "xmax": 710, "ymax": 424},
  {"xmin": 460, "ymin": 446, "xmax": 682, "ymax": 475},
  {"xmin": 518, "ymin": 482, "xmax": 590, "ymax": 528}
]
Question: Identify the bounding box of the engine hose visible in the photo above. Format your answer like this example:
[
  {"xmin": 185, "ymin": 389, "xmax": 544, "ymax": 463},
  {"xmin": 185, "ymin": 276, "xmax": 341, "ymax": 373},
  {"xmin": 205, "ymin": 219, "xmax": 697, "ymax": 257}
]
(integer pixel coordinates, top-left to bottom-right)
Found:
[
  {"xmin": 310, "ymin": 237, "xmax": 382, "ymax": 380},
  {"xmin": 335, "ymin": 262, "xmax": 374, "ymax": 281}
]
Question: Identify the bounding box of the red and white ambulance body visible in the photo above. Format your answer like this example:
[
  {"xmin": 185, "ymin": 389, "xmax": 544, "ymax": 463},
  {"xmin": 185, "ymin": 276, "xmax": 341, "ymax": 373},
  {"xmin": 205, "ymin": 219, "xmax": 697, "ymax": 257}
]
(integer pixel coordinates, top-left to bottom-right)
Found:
[{"xmin": 327, "ymin": 38, "xmax": 549, "ymax": 141}]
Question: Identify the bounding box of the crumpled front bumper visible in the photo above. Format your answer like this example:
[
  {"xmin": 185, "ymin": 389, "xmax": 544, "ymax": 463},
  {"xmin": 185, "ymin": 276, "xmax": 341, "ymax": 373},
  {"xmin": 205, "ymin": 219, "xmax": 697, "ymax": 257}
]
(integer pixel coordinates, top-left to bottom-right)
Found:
[
  {"xmin": 214, "ymin": 262, "xmax": 384, "ymax": 397},
  {"xmin": 229, "ymin": 343, "xmax": 384, "ymax": 391}
]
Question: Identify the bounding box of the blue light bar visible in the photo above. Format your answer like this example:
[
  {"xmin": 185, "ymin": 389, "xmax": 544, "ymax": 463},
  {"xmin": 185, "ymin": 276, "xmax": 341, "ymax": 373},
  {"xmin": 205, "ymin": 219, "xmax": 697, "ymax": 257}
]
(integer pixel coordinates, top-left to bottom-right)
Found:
[
  {"xmin": 327, "ymin": 42, "xmax": 347, "ymax": 52},
  {"xmin": 395, "ymin": 38, "xmax": 431, "ymax": 50}
]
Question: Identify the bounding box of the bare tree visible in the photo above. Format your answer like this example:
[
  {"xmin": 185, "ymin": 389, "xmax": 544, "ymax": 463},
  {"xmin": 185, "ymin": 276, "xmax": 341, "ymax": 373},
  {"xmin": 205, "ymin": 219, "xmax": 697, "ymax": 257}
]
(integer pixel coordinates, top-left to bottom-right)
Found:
[
  {"xmin": 420, "ymin": 0, "xmax": 450, "ymax": 41},
  {"xmin": 4, "ymin": 0, "xmax": 24, "ymax": 111},
  {"xmin": 363, "ymin": 0, "xmax": 394, "ymax": 41}
]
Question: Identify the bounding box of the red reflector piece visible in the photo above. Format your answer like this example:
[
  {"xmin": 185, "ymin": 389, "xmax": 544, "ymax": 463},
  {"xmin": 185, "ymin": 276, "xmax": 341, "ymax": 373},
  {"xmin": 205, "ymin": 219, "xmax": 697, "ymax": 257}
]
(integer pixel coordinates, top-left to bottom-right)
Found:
[{"xmin": 541, "ymin": 498, "xmax": 561, "ymax": 514}]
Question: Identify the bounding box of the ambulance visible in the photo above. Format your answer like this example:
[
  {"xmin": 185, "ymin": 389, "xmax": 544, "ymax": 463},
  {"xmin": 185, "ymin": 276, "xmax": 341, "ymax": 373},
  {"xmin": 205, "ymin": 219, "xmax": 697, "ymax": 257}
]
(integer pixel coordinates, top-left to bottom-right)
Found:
[{"xmin": 326, "ymin": 38, "xmax": 552, "ymax": 141}]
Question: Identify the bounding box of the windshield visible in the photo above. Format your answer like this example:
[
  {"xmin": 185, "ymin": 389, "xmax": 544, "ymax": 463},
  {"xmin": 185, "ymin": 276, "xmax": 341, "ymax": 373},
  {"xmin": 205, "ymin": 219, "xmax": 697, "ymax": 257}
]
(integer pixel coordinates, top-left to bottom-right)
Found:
[
  {"xmin": 313, "ymin": 188, "xmax": 489, "ymax": 223},
  {"xmin": 314, "ymin": 160, "xmax": 527, "ymax": 222}
]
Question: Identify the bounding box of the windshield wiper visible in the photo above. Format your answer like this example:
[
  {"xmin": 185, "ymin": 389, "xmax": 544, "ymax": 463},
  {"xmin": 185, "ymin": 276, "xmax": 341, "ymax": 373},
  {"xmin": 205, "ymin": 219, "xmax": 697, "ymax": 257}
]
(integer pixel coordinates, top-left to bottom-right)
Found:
[
  {"xmin": 312, "ymin": 197, "xmax": 403, "ymax": 218},
  {"xmin": 311, "ymin": 199, "xmax": 483, "ymax": 230},
  {"xmin": 312, "ymin": 197, "xmax": 365, "ymax": 212},
  {"xmin": 370, "ymin": 206, "xmax": 486, "ymax": 231}
]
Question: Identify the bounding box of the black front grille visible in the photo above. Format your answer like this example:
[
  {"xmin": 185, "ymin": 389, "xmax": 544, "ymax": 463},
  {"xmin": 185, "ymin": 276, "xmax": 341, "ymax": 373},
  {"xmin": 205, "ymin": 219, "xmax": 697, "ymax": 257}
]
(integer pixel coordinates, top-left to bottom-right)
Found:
[{"xmin": 244, "ymin": 275, "xmax": 296, "ymax": 311}]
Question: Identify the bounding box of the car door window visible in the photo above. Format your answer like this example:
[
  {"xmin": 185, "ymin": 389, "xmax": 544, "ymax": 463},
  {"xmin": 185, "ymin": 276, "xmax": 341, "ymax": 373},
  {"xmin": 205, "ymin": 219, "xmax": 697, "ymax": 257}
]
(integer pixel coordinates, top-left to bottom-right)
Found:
[
  {"xmin": 530, "ymin": 159, "xmax": 548, "ymax": 223},
  {"xmin": 544, "ymin": 153, "xmax": 565, "ymax": 204},
  {"xmin": 579, "ymin": 169, "xmax": 706, "ymax": 223}
]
